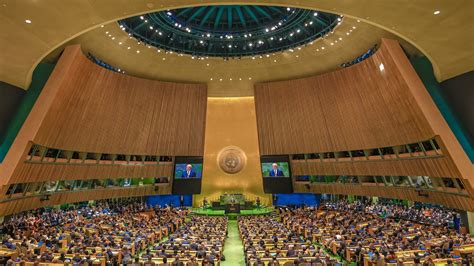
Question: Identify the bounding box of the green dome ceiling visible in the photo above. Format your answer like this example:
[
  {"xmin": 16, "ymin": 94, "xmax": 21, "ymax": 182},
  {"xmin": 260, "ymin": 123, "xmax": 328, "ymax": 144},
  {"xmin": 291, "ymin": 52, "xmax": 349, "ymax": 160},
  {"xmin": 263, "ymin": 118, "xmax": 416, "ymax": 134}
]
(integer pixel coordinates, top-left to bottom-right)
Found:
[{"xmin": 118, "ymin": 5, "xmax": 341, "ymax": 58}]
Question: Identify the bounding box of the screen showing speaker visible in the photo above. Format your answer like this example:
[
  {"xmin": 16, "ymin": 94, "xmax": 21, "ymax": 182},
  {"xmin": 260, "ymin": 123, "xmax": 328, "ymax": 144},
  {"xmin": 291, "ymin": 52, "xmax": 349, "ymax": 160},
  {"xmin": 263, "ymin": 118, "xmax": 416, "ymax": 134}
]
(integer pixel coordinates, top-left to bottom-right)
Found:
[
  {"xmin": 260, "ymin": 155, "xmax": 293, "ymax": 193},
  {"xmin": 172, "ymin": 157, "xmax": 203, "ymax": 194},
  {"xmin": 261, "ymin": 162, "xmax": 290, "ymax": 177},
  {"xmin": 174, "ymin": 163, "xmax": 203, "ymax": 179}
]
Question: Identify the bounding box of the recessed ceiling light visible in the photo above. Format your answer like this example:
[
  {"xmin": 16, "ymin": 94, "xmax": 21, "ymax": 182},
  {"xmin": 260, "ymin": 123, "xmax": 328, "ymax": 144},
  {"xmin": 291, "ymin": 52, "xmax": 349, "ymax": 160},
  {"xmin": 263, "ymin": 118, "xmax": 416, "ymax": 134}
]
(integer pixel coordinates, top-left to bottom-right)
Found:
[
  {"xmin": 25, "ymin": 19, "xmax": 32, "ymax": 24},
  {"xmin": 127, "ymin": 47, "xmax": 131, "ymax": 49},
  {"xmin": 210, "ymin": 78, "xmax": 213, "ymax": 81},
  {"xmin": 136, "ymin": 50, "xmax": 140, "ymax": 53},
  {"xmin": 433, "ymin": 10, "xmax": 440, "ymax": 15},
  {"xmin": 379, "ymin": 63, "xmax": 385, "ymax": 72}
]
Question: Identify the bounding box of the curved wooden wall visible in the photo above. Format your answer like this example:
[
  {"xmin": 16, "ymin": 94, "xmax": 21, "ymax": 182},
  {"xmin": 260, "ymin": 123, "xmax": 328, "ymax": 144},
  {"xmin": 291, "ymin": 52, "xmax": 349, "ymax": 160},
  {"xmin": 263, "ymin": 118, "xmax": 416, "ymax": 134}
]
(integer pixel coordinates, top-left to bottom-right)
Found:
[
  {"xmin": 34, "ymin": 46, "xmax": 207, "ymax": 156},
  {"xmin": 255, "ymin": 41, "xmax": 433, "ymax": 155},
  {"xmin": 291, "ymin": 156, "xmax": 459, "ymax": 179},
  {"xmin": 255, "ymin": 39, "xmax": 473, "ymax": 208},
  {"xmin": 0, "ymin": 45, "xmax": 206, "ymax": 215}
]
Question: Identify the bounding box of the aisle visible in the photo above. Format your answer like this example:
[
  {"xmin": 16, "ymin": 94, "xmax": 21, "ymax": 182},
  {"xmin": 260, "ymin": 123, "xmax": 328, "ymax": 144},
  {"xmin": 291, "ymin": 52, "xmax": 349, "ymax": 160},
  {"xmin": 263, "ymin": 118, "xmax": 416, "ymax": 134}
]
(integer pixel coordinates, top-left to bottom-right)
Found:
[{"xmin": 221, "ymin": 220, "xmax": 246, "ymax": 266}]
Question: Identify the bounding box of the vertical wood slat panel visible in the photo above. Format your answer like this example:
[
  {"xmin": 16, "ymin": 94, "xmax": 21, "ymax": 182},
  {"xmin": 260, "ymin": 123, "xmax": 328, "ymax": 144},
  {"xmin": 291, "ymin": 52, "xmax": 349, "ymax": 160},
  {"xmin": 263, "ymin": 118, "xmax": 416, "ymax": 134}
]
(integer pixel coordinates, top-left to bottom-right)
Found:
[
  {"xmin": 10, "ymin": 162, "xmax": 174, "ymax": 183},
  {"xmin": 255, "ymin": 39, "xmax": 434, "ymax": 155},
  {"xmin": 291, "ymin": 156, "xmax": 460, "ymax": 178},
  {"xmin": 33, "ymin": 45, "xmax": 207, "ymax": 156}
]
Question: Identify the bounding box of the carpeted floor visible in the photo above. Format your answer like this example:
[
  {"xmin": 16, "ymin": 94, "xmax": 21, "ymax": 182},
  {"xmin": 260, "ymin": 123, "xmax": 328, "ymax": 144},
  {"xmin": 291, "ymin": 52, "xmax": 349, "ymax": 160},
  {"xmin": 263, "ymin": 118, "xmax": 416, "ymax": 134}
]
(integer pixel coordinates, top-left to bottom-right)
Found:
[{"xmin": 221, "ymin": 220, "xmax": 246, "ymax": 266}]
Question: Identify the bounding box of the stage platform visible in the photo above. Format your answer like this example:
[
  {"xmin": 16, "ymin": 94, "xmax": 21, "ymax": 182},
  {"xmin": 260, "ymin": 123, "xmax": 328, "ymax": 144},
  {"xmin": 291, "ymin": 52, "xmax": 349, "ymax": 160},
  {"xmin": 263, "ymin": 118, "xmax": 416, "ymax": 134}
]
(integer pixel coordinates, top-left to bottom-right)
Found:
[{"xmin": 192, "ymin": 206, "xmax": 273, "ymax": 217}]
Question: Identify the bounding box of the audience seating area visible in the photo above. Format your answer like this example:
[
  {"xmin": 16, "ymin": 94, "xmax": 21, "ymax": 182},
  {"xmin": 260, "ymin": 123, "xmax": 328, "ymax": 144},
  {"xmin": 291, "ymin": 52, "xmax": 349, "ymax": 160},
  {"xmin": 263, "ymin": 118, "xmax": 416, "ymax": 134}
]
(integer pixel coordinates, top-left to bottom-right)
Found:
[
  {"xmin": 0, "ymin": 200, "xmax": 189, "ymax": 265},
  {"xmin": 281, "ymin": 201, "xmax": 473, "ymax": 265},
  {"xmin": 239, "ymin": 215, "xmax": 339, "ymax": 265},
  {"xmin": 146, "ymin": 216, "xmax": 227, "ymax": 265},
  {"xmin": 1, "ymin": 199, "xmax": 473, "ymax": 265}
]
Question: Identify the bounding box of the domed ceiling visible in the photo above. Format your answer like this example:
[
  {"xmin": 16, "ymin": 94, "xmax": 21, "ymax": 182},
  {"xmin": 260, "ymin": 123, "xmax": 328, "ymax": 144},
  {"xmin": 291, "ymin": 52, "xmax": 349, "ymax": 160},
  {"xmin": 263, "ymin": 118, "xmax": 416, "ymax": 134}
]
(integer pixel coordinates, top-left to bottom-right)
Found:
[{"xmin": 118, "ymin": 5, "xmax": 340, "ymax": 57}]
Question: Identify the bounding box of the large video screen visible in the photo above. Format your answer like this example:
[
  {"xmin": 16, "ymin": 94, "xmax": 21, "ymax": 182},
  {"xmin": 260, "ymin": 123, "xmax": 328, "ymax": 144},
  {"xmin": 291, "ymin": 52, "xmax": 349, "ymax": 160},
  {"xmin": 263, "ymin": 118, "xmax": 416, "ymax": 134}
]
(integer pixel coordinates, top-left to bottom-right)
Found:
[
  {"xmin": 261, "ymin": 155, "xmax": 293, "ymax": 193},
  {"xmin": 172, "ymin": 157, "xmax": 203, "ymax": 194},
  {"xmin": 261, "ymin": 162, "xmax": 290, "ymax": 177},
  {"xmin": 174, "ymin": 163, "xmax": 203, "ymax": 179}
]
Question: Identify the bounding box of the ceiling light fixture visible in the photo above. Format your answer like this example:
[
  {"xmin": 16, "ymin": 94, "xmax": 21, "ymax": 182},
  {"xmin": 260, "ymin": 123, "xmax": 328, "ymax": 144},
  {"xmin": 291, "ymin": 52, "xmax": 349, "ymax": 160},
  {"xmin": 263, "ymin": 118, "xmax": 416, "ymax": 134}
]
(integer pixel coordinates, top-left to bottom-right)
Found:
[{"xmin": 433, "ymin": 10, "xmax": 440, "ymax": 15}]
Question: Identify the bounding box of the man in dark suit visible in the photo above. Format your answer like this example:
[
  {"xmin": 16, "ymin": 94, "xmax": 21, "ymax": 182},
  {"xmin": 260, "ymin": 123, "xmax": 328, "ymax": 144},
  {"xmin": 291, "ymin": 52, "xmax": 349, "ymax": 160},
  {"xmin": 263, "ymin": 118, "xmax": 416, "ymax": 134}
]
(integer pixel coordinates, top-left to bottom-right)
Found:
[
  {"xmin": 181, "ymin": 164, "xmax": 196, "ymax": 178},
  {"xmin": 269, "ymin": 163, "xmax": 284, "ymax": 177}
]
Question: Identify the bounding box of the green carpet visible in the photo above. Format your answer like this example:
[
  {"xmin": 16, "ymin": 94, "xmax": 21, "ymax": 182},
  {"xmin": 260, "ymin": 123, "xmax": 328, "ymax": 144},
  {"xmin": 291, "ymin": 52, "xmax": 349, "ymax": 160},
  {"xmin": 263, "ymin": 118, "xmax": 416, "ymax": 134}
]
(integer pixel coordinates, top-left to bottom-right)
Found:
[{"xmin": 222, "ymin": 220, "xmax": 246, "ymax": 266}]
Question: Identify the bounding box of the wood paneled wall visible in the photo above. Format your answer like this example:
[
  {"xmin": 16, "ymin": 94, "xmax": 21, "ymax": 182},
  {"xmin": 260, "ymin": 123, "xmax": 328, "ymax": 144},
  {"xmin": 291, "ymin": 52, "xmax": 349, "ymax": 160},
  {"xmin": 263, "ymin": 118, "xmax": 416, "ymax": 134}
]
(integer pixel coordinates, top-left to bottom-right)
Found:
[
  {"xmin": 0, "ymin": 45, "xmax": 205, "ymax": 215},
  {"xmin": 9, "ymin": 161, "xmax": 174, "ymax": 184},
  {"xmin": 291, "ymin": 157, "xmax": 460, "ymax": 179},
  {"xmin": 0, "ymin": 185, "xmax": 171, "ymax": 217},
  {"xmin": 293, "ymin": 182, "xmax": 474, "ymax": 212},
  {"xmin": 255, "ymin": 40, "xmax": 433, "ymax": 155},
  {"xmin": 255, "ymin": 39, "xmax": 473, "ymax": 208},
  {"xmin": 34, "ymin": 45, "xmax": 207, "ymax": 156}
]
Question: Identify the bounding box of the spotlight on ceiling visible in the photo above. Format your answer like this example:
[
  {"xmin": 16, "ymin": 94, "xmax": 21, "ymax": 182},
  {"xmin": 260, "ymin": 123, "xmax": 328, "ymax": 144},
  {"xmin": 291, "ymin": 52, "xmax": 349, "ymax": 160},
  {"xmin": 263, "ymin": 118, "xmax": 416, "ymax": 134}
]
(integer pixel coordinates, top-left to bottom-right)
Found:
[{"xmin": 433, "ymin": 10, "xmax": 441, "ymax": 15}]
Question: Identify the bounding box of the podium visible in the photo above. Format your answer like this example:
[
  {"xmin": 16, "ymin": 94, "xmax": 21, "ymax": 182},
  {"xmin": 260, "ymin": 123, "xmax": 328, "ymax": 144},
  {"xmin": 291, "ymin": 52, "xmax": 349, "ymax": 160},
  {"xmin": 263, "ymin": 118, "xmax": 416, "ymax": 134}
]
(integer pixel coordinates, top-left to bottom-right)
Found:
[{"xmin": 225, "ymin": 203, "xmax": 241, "ymax": 214}]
